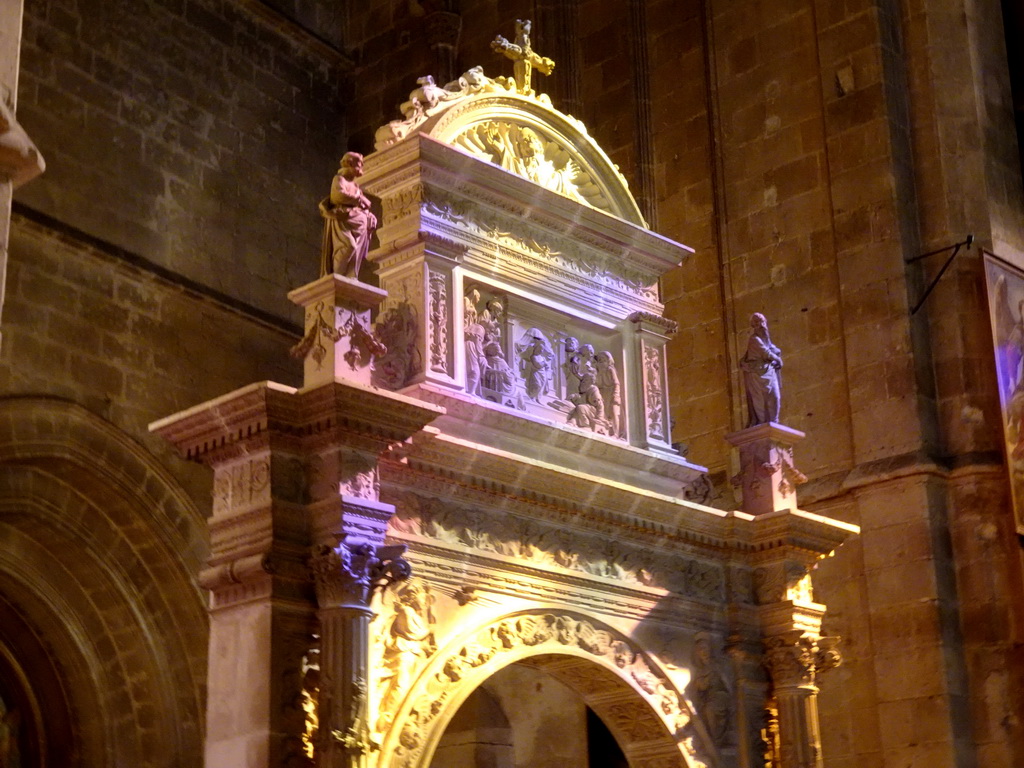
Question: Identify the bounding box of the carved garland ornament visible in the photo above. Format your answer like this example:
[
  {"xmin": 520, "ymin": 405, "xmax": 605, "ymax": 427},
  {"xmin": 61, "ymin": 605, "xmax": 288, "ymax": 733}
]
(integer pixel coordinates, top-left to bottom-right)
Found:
[
  {"xmin": 386, "ymin": 611, "xmax": 705, "ymax": 768},
  {"xmin": 644, "ymin": 345, "xmax": 666, "ymax": 441},
  {"xmin": 423, "ymin": 198, "xmax": 658, "ymax": 301}
]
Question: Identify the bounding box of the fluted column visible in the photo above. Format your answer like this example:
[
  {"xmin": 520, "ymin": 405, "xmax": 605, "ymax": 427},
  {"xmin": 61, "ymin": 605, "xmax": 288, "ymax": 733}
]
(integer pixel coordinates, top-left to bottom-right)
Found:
[
  {"xmin": 310, "ymin": 541, "xmax": 410, "ymax": 768},
  {"xmin": 761, "ymin": 629, "xmax": 841, "ymax": 768}
]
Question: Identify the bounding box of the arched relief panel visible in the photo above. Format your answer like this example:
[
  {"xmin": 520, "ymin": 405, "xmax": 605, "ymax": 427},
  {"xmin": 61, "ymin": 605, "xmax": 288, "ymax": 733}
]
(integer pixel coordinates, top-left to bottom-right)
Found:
[
  {"xmin": 425, "ymin": 93, "xmax": 646, "ymax": 226},
  {"xmin": 373, "ymin": 71, "xmax": 647, "ymax": 226},
  {"xmin": 377, "ymin": 609, "xmax": 718, "ymax": 768},
  {"xmin": 0, "ymin": 397, "xmax": 207, "ymax": 766}
]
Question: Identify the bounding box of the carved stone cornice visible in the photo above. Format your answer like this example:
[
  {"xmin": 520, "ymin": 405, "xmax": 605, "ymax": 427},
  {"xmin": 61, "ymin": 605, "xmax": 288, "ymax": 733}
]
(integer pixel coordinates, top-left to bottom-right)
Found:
[
  {"xmin": 628, "ymin": 310, "xmax": 678, "ymax": 336},
  {"xmin": 150, "ymin": 379, "xmax": 445, "ymax": 465}
]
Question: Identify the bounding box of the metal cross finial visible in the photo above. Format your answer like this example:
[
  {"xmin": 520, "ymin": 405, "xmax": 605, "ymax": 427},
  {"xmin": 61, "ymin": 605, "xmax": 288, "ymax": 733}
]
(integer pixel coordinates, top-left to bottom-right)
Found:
[{"xmin": 490, "ymin": 19, "xmax": 555, "ymax": 96}]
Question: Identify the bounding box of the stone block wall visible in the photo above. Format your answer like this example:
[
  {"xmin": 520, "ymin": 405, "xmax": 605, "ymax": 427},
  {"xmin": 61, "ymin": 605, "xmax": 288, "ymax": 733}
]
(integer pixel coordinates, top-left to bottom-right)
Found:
[{"xmin": 13, "ymin": 0, "xmax": 349, "ymax": 322}]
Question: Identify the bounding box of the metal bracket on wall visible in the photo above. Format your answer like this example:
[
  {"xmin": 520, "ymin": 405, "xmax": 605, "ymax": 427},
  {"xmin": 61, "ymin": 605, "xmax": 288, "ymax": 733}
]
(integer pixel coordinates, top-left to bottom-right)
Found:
[{"xmin": 905, "ymin": 234, "xmax": 974, "ymax": 315}]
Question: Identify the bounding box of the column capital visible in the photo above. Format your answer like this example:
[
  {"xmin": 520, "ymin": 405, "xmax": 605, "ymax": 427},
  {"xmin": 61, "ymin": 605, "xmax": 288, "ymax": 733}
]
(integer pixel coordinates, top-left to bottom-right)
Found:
[{"xmin": 310, "ymin": 539, "xmax": 411, "ymax": 611}]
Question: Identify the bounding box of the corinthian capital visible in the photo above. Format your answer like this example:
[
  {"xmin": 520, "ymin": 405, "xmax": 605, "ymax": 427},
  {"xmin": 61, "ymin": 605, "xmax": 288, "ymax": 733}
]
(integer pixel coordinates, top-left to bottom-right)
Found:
[
  {"xmin": 763, "ymin": 630, "xmax": 843, "ymax": 689},
  {"xmin": 310, "ymin": 539, "xmax": 412, "ymax": 609}
]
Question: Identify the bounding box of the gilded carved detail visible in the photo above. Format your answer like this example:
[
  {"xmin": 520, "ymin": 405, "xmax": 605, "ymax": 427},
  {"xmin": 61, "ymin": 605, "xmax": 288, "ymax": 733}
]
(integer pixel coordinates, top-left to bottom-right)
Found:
[
  {"xmin": 489, "ymin": 19, "xmax": 553, "ymax": 96},
  {"xmin": 762, "ymin": 632, "xmax": 841, "ymax": 690},
  {"xmin": 452, "ymin": 121, "xmax": 609, "ymax": 210},
  {"xmin": 374, "ymin": 579, "xmax": 437, "ymax": 734},
  {"xmin": 310, "ymin": 540, "xmax": 412, "ymax": 609},
  {"xmin": 752, "ymin": 562, "xmax": 811, "ymax": 605},
  {"xmin": 374, "ymin": 66, "xmax": 510, "ymax": 150}
]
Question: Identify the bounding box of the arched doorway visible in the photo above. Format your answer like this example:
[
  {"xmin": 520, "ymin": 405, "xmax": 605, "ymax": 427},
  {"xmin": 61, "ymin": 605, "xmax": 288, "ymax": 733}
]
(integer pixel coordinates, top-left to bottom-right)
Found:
[
  {"xmin": 379, "ymin": 610, "xmax": 712, "ymax": 768},
  {"xmin": 0, "ymin": 397, "xmax": 207, "ymax": 765},
  {"xmin": 431, "ymin": 660, "xmax": 630, "ymax": 768}
]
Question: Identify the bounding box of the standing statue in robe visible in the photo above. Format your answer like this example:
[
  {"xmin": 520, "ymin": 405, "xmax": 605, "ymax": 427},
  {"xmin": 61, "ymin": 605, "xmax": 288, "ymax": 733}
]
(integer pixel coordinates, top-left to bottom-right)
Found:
[
  {"xmin": 319, "ymin": 152, "xmax": 378, "ymax": 279},
  {"xmin": 595, "ymin": 351, "xmax": 622, "ymax": 437},
  {"xmin": 740, "ymin": 312, "xmax": 782, "ymax": 426}
]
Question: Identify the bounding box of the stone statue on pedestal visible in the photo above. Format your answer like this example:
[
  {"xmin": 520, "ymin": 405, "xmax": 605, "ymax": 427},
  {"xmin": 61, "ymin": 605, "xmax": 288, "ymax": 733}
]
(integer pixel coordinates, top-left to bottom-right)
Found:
[
  {"xmin": 319, "ymin": 152, "xmax": 378, "ymax": 279},
  {"xmin": 740, "ymin": 312, "xmax": 782, "ymax": 426}
]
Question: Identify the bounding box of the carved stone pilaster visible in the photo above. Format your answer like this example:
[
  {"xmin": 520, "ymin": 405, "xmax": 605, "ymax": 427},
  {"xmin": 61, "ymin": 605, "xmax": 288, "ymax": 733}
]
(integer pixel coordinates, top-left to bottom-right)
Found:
[
  {"xmin": 371, "ymin": 235, "xmax": 464, "ymax": 393},
  {"xmin": 626, "ymin": 311, "xmax": 677, "ymax": 454},
  {"xmin": 310, "ymin": 540, "xmax": 411, "ymax": 768}
]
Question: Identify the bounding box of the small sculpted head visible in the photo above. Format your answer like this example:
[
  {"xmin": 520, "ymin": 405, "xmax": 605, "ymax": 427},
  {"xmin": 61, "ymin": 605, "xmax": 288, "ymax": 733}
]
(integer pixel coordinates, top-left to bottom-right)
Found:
[
  {"xmin": 750, "ymin": 312, "xmax": 767, "ymax": 330},
  {"xmin": 596, "ymin": 350, "xmax": 613, "ymax": 368},
  {"xmin": 340, "ymin": 151, "xmax": 365, "ymax": 180}
]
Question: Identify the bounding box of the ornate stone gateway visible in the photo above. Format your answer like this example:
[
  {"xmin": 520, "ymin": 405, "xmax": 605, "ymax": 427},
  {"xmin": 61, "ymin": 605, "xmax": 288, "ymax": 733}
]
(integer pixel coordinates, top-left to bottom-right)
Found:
[{"xmin": 153, "ymin": 22, "xmax": 856, "ymax": 768}]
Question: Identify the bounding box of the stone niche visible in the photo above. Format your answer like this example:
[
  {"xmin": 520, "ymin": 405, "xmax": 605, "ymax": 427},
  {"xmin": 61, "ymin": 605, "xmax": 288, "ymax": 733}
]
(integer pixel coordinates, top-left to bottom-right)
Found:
[{"xmin": 361, "ymin": 89, "xmax": 700, "ymax": 492}]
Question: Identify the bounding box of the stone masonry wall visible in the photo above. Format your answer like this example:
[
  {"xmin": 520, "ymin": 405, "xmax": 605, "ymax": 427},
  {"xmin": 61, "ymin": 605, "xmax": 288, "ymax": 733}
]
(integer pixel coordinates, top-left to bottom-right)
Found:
[{"xmin": 13, "ymin": 0, "xmax": 349, "ymax": 322}]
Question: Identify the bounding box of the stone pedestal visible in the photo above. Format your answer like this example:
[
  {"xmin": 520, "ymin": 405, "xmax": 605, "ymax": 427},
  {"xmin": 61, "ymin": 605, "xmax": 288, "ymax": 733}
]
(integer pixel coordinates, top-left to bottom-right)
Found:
[
  {"xmin": 726, "ymin": 422, "xmax": 808, "ymax": 515},
  {"xmin": 288, "ymin": 273, "xmax": 388, "ymax": 389}
]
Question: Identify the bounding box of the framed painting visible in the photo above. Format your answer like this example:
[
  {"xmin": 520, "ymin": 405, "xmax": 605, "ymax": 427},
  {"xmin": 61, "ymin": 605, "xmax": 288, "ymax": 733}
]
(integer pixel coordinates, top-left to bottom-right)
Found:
[{"xmin": 983, "ymin": 252, "xmax": 1024, "ymax": 534}]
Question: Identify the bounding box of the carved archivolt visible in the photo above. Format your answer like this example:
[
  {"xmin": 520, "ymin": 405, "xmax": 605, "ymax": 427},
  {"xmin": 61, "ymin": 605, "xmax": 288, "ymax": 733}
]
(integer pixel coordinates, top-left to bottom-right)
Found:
[{"xmin": 378, "ymin": 610, "xmax": 707, "ymax": 768}]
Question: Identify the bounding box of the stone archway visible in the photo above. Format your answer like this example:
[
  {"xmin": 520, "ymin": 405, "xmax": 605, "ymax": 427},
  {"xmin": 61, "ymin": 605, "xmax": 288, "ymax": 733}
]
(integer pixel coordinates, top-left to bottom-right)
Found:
[
  {"xmin": 379, "ymin": 610, "xmax": 714, "ymax": 768},
  {"xmin": 0, "ymin": 396, "xmax": 207, "ymax": 766}
]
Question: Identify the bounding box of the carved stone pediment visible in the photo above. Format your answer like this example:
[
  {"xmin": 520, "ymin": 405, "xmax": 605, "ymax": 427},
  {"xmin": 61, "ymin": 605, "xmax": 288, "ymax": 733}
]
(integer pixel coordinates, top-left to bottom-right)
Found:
[{"xmin": 373, "ymin": 66, "xmax": 645, "ymax": 226}]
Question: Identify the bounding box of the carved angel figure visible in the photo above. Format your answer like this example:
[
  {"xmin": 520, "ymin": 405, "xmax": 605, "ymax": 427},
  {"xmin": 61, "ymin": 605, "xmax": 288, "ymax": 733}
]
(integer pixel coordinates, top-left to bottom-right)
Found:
[
  {"xmin": 740, "ymin": 312, "xmax": 782, "ymax": 426},
  {"xmin": 319, "ymin": 152, "xmax": 378, "ymax": 279}
]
